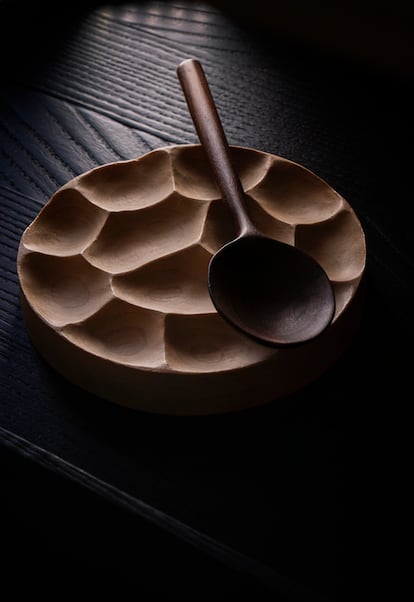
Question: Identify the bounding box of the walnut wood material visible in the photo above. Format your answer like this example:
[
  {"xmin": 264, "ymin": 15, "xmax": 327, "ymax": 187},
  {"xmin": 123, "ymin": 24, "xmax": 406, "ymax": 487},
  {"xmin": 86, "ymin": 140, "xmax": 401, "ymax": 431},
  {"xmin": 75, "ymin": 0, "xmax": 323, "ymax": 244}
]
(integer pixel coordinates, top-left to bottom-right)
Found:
[
  {"xmin": 177, "ymin": 58, "xmax": 335, "ymax": 346},
  {"xmin": 177, "ymin": 59, "xmax": 253, "ymax": 235}
]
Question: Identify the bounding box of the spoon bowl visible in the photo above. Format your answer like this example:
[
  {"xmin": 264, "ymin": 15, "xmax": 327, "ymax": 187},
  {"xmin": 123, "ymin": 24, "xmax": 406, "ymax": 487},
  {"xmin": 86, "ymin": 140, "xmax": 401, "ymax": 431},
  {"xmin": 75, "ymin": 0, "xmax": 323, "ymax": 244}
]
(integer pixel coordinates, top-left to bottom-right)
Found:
[
  {"xmin": 209, "ymin": 233, "xmax": 335, "ymax": 346},
  {"xmin": 177, "ymin": 59, "xmax": 335, "ymax": 347}
]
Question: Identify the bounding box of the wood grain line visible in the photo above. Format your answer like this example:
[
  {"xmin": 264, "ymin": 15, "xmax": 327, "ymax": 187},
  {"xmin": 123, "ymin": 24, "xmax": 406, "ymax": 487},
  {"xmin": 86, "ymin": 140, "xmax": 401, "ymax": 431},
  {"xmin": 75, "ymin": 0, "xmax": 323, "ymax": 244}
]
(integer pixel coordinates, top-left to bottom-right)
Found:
[
  {"xmin": 73, "ymin": 110, "xmax": 125, "ymax": 162},
  {"xmin": 0, "ymin": 146, "xmax": 51, "ymax": 199},
  {"xmin": 15, "ymin": 12, "xmax": 240, "ymax": 141},
  {"xmin": 0, "ymin": 185, "xmax": 44, "ymax": 212}
]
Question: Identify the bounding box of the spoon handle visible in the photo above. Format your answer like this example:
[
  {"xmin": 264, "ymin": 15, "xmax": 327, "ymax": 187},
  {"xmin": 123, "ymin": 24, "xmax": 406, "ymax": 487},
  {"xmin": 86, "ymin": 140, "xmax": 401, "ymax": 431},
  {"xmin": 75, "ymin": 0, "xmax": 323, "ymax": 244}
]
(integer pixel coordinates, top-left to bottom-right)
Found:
[{"xmin": 177, "ymin": 59, "xmax": 255, "ymax": 236}]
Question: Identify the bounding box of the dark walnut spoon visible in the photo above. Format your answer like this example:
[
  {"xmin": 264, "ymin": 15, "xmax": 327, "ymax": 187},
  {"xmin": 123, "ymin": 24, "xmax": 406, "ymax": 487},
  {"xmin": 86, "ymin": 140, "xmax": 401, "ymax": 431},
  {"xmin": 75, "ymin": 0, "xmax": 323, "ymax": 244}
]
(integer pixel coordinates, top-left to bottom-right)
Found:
[{"xmin": 177, "ymin": 59, "xmax": 335, "ymax": 347}]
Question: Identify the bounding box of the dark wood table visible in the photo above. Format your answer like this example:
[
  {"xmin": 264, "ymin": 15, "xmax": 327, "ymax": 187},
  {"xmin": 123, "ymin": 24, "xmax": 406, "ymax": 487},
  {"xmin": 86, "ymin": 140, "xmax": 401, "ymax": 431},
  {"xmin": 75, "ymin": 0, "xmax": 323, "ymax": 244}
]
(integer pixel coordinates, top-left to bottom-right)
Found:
[{"xmin": 1, "ymin": 2, "xmax": 412, "ymax": 599}]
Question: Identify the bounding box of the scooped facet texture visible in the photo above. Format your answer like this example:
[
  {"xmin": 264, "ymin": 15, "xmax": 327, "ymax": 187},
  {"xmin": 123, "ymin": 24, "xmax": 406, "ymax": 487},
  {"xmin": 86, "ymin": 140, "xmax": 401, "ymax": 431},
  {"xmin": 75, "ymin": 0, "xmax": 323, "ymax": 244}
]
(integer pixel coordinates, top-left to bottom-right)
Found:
[{"xmin": 17, "ymin": 145, "xmax": 366, "ymax": 414}]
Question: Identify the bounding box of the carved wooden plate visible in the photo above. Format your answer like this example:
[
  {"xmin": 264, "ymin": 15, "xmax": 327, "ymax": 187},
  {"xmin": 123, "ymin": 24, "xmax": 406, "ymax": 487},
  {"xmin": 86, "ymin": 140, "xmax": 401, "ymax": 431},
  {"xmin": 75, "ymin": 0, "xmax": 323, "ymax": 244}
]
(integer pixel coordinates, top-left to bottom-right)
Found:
[{"xmin": 17, "ymin": 145, "xmax": 366, "ymax": 414}]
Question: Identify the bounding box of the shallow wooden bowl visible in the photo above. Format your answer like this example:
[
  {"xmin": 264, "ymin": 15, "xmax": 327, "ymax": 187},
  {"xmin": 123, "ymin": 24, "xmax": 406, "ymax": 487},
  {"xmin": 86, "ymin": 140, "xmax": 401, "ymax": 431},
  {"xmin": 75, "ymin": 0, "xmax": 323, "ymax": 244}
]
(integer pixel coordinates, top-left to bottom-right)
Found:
[{"xmin": 17, "ymin": 144, "xmax": 366, "ymax": 414}]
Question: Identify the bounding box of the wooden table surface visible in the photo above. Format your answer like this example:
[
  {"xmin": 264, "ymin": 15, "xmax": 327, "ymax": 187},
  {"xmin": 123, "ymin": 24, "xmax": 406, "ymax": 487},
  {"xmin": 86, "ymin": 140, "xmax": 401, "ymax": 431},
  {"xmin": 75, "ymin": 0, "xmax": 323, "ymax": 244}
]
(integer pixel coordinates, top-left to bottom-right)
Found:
[{"xmin": 1, "ymin": 2, "xmax": 413, "ymax": 599}]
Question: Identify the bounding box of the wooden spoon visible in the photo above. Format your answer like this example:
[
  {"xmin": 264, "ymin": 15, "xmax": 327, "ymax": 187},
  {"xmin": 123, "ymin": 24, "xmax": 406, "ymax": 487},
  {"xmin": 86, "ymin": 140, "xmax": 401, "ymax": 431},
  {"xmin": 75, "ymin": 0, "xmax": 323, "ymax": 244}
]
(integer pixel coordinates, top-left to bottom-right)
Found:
[{"xmin": 177, "ymin": 59, "xmax": 335, "ymax": 347}]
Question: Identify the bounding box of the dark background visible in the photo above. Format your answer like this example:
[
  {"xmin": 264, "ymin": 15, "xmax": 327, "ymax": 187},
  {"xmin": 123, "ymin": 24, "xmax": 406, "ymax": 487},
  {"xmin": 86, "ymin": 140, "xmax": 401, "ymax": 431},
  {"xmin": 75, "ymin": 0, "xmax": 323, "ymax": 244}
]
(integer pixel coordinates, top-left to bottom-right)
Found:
[{"xmin": 1, "ymin": 2, "xmax": 412, "ymax": 599}]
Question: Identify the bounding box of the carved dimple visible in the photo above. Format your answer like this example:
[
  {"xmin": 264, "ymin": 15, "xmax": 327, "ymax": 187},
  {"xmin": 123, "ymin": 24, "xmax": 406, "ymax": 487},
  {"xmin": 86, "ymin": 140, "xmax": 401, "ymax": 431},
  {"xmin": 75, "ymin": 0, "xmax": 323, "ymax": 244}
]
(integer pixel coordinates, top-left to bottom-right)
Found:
[
  {"xmin": 83, "ymin": 191, "xmax": 208, "ymax": 273},
  {"xmin": 23, "ymin": 188, "xmax": 108, "ymax": 256},
  {"xmin": 64, "ymin": 299, "xmax": 165, "ymax": 367},
  {"xmin": 295, "ymin": 209, "xmax": 366, "ymax": 282},
  {"xmin": 164, "ymin": 313, "xmax": 273, "ymax": 372},
  {"xmin": 18, "ymin": 253, "xmax": 112, "ymax": 327},
  {"xmin": 77, "ymin": 150, "xmax": 173, "ymax": 211},
  {"xmin": 250, "ymin": 157, "xmax": 343, "ymax": 224},
  {"xmin": 112, "ymin": 244, "xmax": 215, "ymax": 314}
]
